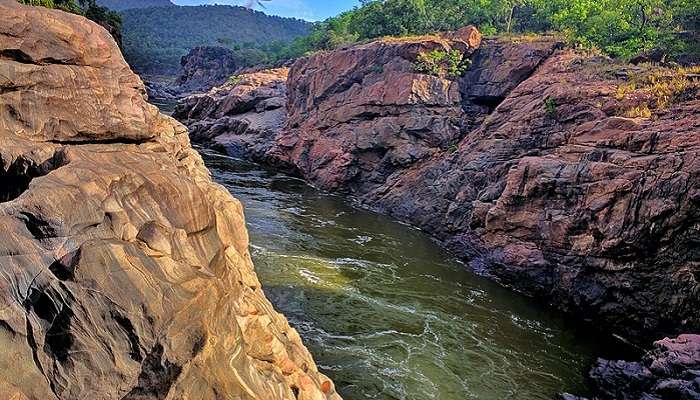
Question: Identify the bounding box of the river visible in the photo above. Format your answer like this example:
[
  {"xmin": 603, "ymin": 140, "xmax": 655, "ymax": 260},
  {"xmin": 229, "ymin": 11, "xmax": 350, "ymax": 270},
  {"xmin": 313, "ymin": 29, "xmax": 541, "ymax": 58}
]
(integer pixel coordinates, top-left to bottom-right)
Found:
[{"xmin": 196, "ymin": 147, "xmax": 627, "ymax": 400}]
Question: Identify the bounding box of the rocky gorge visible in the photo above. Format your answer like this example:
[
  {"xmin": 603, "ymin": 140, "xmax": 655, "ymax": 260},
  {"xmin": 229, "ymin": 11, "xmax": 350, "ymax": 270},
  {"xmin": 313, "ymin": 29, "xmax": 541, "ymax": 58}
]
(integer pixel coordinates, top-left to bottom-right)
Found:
[
  {"xmin": 175, "ymin": 22, "xmax": 700, "ymax": 400},
  {"xmin": 0, "ymin": 1, "xmax": 339, "ymax": 399}
]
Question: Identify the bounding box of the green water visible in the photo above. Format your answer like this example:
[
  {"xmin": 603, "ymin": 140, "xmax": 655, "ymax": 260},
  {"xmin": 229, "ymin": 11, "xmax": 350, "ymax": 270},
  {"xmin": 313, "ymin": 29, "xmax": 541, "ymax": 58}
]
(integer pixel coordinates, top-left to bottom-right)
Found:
[{"xmin": 201, "ymin": 148, "xmax": 610, "ymax": 400}]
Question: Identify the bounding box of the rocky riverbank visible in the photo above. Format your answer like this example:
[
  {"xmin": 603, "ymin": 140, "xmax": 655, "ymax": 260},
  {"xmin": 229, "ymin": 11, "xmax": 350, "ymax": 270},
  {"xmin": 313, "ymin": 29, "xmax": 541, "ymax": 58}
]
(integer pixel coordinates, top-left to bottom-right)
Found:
[
  {"xmin": 175, "ymin": 27, "xmax": 700, "ymax": 344},
  {"xmin": 564, "ymin": 334, "xmax": 700, "ymax": 399},
  {"xmin": 0, "ymin": 1, "xmax": 339, "ymax": 399}
]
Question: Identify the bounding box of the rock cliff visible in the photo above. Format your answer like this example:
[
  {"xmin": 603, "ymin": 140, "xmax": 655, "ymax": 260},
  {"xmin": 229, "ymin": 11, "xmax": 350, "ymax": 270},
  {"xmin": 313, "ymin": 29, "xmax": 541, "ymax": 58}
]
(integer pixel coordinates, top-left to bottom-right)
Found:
[
  {"xmin": 175, "ymin": 46, "xmax": 240, "ymax": 95},
  {"xmin": 0, "ymin": 1, "xmax": 339, "ymax": 399},
  {"xmin": 176, "ymin": 30, "xmax": 700, "ymax": 341}
]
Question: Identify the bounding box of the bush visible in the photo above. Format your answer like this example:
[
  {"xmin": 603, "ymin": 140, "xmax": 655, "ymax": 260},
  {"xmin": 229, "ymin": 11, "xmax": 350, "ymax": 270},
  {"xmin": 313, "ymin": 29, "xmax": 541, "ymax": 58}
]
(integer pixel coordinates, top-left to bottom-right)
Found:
[
  {"xmin": 284, "ymin": 0, "xmax": 700, "ymax": 62},
  {"xmin": 228, "ymin": 75, "xmax": 243, "ymax": 86},
  {"xmin": 544, "ymin": 96, "xmax": 557, "ymax": 119},
  {"xmin": 18, "ymin": 0, "xmax": 122, "ymax": 43},
  {"xmin": 413, "ymin": 49, "xmax": 470, "ymax": 78},
  {"xmin": 615, "ymin": 65, "xmax": 700, "ymax": 118}
]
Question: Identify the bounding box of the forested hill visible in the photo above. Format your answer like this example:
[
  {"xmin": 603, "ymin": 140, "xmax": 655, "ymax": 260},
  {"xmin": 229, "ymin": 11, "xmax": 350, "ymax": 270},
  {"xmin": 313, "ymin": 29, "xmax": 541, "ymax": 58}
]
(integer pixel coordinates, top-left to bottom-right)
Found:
[
  {"xmin": 96, "ymin": 0, "xmax": 174, "ymax": 11},
  {"xmin": 119, "ymin": 5, "xmax": 312, "ymax": 75}
]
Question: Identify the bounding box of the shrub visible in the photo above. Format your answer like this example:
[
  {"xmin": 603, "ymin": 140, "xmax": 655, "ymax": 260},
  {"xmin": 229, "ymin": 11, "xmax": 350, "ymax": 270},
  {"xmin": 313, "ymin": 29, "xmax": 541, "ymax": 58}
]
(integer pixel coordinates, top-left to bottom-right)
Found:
[
  {"xmin": 228, "ymin": 75, "xmax": 243, "ymax": 86},
  {"xmin": 544, "ymin": 97, "xmax": 557, "ymax": 119},
  {"xmin": 413, "ymin": 49, "xmax": 469, "ymax": 79},
  {"xmin": 615, "ymin": 65, "xmax": 700, "ymax": 117},
  {"xmin": 18, "ymin": 0, "xmax": 81, "ymax": 13}
]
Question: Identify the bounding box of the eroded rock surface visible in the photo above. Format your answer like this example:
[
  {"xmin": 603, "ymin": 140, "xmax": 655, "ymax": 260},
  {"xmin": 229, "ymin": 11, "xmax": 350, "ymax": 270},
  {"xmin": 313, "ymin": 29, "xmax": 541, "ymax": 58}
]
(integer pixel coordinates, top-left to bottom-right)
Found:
[
  {"xmin": 0, "ymin": 1, "xmax": 340, "ymax": 399},
  {"xmin": 564, "ymin": 334, "xmax": 700, "ymax": 400},
  {"xmin": 175, "ymin": 30, "xmax": 700, "ymax": 341},
  {"xmin": 174, "ymin": 68, "xmax": 288, "ymax": 160},
  {"xmin": 175, "ymin": 46, "xmax": 239, "ymax": 94},
  {"xmin": 273, "ymin": 34, "xmax": 481, "ymax": 191}
]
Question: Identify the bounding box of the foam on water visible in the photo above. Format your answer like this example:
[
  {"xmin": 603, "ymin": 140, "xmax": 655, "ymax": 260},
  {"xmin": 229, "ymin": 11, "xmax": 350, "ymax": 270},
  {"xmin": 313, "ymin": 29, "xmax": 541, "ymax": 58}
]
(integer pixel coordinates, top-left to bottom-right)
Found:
[{"xmin": 199, "ymin": 149, "xmax": 618, "ymax": 400}]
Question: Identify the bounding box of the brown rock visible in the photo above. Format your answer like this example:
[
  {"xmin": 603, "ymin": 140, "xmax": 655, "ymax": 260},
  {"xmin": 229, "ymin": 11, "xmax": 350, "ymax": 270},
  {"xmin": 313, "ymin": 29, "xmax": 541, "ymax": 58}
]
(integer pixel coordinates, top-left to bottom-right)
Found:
[
  {"xmin": 441, "ymin": 25, "xmax": 482, "ymax": 52},
  {"xmin": 0, "ymin": 1, "xmax": 340, "ymax": 399},
  {"xmin": 270, "ymin": 34, "xmax": 471, "ymax": 190}
]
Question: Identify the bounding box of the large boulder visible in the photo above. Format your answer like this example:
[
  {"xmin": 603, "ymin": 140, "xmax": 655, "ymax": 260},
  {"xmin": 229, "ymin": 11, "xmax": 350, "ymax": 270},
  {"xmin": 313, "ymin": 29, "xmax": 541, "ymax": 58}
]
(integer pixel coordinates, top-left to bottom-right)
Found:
[
  {"xmin": 0, "ymin": 1, "xmax": 340, "ymax": 399},
  {"xmin": 563, "ymin": 334, "xmax": 700, "ymax": 399},
  {"xmin": 174, "ymin": 68, "xmax": 288, "ymax": 160},
  {"xmin": 175, "ymin": 46, "xmax": 239, "ymax": 94}
]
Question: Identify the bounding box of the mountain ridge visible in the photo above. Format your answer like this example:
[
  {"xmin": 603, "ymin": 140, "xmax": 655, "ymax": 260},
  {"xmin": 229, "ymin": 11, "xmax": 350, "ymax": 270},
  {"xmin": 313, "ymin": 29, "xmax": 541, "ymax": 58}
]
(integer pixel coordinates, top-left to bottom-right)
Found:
[
  {"xmin": 118, "ymin": 4, "xmax": 311, "ymax": 75},
  {"xmin": 96, "ymin": 0, "xmax": 174, "ymax": 10}
]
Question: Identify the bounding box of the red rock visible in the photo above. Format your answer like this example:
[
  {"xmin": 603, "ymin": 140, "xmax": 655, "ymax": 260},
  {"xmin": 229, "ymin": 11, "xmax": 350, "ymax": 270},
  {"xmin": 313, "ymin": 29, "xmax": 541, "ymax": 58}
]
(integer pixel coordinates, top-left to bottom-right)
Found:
[{"xmin": 175, "ymin": 28, "xmax": 700, "ymax": 340}]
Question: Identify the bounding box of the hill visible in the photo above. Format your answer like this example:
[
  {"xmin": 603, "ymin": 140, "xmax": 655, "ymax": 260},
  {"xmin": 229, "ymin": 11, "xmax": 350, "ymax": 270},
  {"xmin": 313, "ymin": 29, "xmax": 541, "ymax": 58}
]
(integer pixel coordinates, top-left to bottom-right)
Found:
[
  {"xmin": 96, "ymin": 0, "xmax": 174, "ymax": 11},
  {"xmin": 120, "ymin": 5, "xmax": 312, "ymax": 75}
]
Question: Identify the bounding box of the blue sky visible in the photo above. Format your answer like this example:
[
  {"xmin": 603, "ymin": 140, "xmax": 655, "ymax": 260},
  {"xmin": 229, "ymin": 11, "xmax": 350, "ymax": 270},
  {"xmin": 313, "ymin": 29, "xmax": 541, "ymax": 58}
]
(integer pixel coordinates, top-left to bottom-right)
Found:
[{"xmin": 171, "ymin": 0, "xmax": 360, "ymax": 21}]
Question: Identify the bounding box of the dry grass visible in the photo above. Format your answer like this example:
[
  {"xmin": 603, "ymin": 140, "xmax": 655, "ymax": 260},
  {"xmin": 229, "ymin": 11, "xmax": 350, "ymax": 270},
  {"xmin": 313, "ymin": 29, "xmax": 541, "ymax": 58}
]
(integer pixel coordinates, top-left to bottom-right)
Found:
[{"xmin": 614, "ymin": 65, "xmax": 700, "ymax": 118}]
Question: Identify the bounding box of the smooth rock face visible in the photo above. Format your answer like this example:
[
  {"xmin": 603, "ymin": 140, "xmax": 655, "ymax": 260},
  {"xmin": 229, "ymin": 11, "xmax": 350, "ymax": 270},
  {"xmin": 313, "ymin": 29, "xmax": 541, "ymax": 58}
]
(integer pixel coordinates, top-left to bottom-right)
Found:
[
  {"xmin": 174, "ymin": 68, "xmax": 288, "ymax": 160},
  {"xmin": 175, "ymin": 31, "xmax": 700, "ymax": 340},
  {"xmin": 0, "ymin": 2, "xmax": 340, "ymax": 399}
]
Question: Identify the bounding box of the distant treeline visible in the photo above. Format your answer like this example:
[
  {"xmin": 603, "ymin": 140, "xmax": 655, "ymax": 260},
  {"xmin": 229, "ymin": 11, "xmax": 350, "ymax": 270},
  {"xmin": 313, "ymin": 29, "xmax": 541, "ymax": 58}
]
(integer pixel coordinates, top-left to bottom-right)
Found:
[
  {"xmin": 119, "ymin": 5, "xmax": 312, "ymax": 75},
  {"xmin": 285, "ymin": 0, "xmax": 700, "ymax": 59},
  {"xmin": 96, "ymin": 0, "xmax": 173, "ymax": 11}
]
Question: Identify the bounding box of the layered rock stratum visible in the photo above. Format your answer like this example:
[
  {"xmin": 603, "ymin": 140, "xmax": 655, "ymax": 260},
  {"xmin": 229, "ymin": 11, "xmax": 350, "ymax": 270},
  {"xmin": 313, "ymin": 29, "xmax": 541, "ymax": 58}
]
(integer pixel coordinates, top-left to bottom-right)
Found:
[
  {"xmin": 176, "ymin": 30, "xmax": 700, "ymax": 341},
  {"xmin": 0, "ymin": 1, "xmax": 340, "ymax": 399}
]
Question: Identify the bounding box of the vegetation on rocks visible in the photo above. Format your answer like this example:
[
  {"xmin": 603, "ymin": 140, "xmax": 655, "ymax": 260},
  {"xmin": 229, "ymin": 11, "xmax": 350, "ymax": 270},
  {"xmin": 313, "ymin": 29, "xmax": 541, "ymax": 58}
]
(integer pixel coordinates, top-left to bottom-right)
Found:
[
  {"xmin": 18, "ymin": 0, "xmax": 122, "ymax": 42},
  {"xmin": 286, "ymin": 0, "xmax": 699, "ymax": 61},
  {"xmin": 228, "ymin": 75, "xmax": 243, "ymax": 86},
  {"xmin": 615, "ymin": 65, "xmax": 700, "ymax": 117},
  {"xmin": 413, "ymin": 49, "xmax": 470, "ymax": 78}
]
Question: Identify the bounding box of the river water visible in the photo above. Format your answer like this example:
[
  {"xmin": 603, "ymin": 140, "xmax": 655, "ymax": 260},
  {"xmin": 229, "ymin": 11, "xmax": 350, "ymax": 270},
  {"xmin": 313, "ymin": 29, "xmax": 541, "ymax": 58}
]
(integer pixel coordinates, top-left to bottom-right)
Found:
[{"xmin": 195, "ymin": 147, "xmax": 623, "ymax": 400}]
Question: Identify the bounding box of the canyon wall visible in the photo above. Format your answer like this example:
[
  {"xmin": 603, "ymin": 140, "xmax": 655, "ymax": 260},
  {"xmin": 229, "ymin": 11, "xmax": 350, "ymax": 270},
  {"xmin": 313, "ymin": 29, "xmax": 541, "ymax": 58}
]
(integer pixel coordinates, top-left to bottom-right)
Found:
[
  {"xmin": 0, "ymin": 1, "xmax": 339, "ymax": 399},
  {"xmin": 177, "ymin": 32, "xmax": 700, "ymax": 340}
]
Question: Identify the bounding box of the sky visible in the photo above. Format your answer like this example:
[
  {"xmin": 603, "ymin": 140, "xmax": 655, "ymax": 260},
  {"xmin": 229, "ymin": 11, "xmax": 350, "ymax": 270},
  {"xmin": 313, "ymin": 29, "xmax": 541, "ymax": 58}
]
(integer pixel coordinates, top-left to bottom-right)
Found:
[{"xmin": 171, "ymin": 0, "xmax": 360, "ymax": 21}]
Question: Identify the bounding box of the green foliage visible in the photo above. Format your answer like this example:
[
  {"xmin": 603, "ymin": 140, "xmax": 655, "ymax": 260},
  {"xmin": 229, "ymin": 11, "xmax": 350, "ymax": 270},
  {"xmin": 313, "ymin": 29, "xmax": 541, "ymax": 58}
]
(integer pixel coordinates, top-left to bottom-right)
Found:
[
  {"xmin": 18, "ymin": 0, "xmax": 122, "ymax": 41},
  {"xmin": 95, "ymin": 0, "xmax": 173, "ymax": 11},
  {"xmin": 285, "ymin": 0, "xmax": 700, "ymax": 61},
  {"xmin": 544, "ymin": 96, "xmax": 557, "ymax": 119},
  {"xmin": 19, "ymin": 0, "xmax": 82, "ymax": 13},
  {"xmin": 118, "ymin": 5, "xmax": 311, "ymax": 74},
  {"xmin": 413, "ymin": 49, "xmax": 470, "ymax": 78},
  {"xmin": 228, "ymin": 75, "xmax": 243, "ymax": 86},
  {"xmin": 371, "ymin": 64, "xmax": 384, "ymax": 74}
]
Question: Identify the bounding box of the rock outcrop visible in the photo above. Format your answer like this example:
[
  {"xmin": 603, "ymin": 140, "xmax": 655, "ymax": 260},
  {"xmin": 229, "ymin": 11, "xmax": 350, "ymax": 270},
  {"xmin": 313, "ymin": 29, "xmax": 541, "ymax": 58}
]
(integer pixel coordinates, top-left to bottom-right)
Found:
[
  {"xmin": 564, "ymin": 334, "xmax": 700, "ymax": 400},
  {"xmin": 0, "ymin": 1, "xmax": 340, "ymax": 399},
  {"xmin": 174, "ymin": 68, "xmax": 288, "ymax": 159},
  {"xmin": 273, "ymin": 33, "xmax": 481, "ymax": 190},
  {"xmin": 175, "ymin": 46, "xmax": 239, "ymax": 94},
  {"xmin": 176, "ymin": 30, "xmax": 700, "ymax": 341}
]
